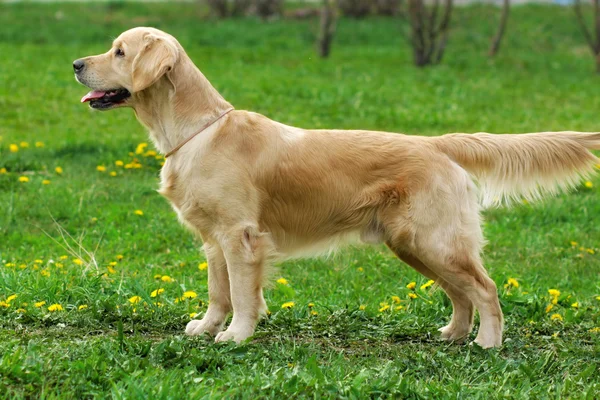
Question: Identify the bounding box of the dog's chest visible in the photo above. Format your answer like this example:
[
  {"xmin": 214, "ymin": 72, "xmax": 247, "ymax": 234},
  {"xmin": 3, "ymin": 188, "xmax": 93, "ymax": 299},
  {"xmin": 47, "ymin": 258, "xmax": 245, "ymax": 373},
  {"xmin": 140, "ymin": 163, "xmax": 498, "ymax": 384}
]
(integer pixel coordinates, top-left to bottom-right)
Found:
[{"xmin": 158, "ymin": 162, "xmax": 214, "ymax": 231}]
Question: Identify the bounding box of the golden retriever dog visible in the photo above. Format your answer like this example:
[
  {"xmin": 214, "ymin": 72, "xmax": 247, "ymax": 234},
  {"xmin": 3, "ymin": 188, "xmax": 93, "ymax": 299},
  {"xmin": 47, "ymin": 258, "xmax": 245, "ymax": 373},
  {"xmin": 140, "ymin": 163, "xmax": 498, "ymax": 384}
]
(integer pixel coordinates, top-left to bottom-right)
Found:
[{"xmin": 74, "ymin": 27, "xmax": 600, "ymax": 348}]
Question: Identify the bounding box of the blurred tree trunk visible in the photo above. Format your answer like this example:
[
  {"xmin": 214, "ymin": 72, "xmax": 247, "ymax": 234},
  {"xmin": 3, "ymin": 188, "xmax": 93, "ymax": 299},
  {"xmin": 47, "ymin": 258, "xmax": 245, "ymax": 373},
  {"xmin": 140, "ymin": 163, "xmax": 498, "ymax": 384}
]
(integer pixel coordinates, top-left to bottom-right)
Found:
[
  {"xmin": 205, "ymin": 0, "xmax": 252, "ymax": 17},
  {"xmin": 207, "ymin": 0, "xmax": 228, "ymax": 17},
  {"xmin": 574, "ymin": 0, "xmax": 600, "ymax": 73},
  {"xmin": 255, "ymin": 0, "xmax": 284, "ymax": 20},
  {"xmin": 407, "ymin": 0, "xmax": 453, "ymax": 67},
  {"xmin": 338, "ymin": 0, "xmax": 372, "ymax": 18},
  {"xmin": 488, "ymin": 0, "xmax": 510, "ymax": 57},
  {"xmin": 318, "ymin": 0, "xmax": 337, "ymax": 58},
  {"xmin": 374, "ymin": 0, "xmax": 401, "ymax": 16}
]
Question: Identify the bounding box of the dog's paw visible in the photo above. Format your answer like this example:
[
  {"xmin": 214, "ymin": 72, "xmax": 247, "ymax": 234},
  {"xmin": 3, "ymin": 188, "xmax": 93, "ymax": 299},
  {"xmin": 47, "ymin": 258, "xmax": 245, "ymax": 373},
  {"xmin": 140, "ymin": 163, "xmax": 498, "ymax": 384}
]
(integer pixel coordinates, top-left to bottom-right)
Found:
[
  {"xmin": 438, "ymin": 324, "xmax": 471, "ymax": 342},
  {"xmin": 185, "ymin": 318, "xmax": 224, "ymax": 336},
  {"xmin": 472, "ymin": 334, "xmax": 502, "ymax": 349},
  {"xmin": 214, "ymin": 327, "xmax": 253, "ymax": 344}
]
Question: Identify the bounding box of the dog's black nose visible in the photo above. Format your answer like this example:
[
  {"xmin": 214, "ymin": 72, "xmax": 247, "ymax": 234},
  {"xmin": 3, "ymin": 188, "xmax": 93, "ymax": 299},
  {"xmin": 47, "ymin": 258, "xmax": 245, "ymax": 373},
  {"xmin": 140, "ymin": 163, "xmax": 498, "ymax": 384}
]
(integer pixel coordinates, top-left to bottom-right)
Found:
[{"xmin": 73, "ymin": 59, "xmax": 85, "ymax": 73}]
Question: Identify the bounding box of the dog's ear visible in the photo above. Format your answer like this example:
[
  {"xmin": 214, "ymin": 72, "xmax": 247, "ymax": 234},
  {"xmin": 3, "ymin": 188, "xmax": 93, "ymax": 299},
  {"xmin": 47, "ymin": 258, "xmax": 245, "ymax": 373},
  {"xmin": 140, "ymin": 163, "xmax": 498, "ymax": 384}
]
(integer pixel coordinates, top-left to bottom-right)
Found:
[{"xmin": 131, "ymin": 34, "xmax": 177, "ymax": 92}]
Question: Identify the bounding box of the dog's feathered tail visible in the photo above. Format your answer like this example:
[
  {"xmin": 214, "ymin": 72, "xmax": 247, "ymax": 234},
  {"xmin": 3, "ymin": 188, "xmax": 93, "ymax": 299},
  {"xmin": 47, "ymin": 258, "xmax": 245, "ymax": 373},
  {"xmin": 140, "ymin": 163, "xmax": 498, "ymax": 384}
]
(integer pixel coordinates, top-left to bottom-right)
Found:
[{"xmin": 431, "ymin": 131, "xmax": 600, "ymax": 207}]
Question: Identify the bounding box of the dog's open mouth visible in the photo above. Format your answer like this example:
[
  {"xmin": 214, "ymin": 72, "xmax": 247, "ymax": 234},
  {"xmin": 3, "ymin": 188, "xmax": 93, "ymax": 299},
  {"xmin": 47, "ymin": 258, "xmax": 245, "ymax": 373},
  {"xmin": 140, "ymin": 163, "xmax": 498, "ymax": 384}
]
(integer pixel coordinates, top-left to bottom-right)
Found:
[{"xmin": 81, "ymin": 89, "xmax": 131, "ymax": 109}]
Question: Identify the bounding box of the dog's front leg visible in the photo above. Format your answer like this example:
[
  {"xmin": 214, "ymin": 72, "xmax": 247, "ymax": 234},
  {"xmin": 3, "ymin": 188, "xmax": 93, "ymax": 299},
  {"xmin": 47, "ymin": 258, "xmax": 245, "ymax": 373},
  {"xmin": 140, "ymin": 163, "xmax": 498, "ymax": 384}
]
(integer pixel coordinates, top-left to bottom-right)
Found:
[
  {"xmin": 186, "ymin": 241, "xmax": 232, "ymax": 337},
  {"xmin": 214, "ymin": 224, "xmax": 271, "ymax": 344}
]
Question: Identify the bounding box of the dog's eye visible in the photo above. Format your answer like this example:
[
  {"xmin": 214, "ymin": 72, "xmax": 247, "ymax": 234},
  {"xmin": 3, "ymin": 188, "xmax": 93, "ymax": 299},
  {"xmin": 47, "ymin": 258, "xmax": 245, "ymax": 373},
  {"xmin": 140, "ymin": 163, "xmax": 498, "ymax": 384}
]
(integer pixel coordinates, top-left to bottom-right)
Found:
[{"xmin": 115, "ymin": 48, "xmax": 125, "ymax": 57}]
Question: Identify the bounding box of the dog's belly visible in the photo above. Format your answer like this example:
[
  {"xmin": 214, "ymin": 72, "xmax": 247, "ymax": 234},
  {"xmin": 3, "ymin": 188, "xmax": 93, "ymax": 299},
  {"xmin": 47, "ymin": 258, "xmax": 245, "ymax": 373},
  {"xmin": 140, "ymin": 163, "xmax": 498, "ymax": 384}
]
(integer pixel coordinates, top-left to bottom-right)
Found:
[{"xmin": 275, "ymin": 230, "xmax": 363, "ymax": 259}]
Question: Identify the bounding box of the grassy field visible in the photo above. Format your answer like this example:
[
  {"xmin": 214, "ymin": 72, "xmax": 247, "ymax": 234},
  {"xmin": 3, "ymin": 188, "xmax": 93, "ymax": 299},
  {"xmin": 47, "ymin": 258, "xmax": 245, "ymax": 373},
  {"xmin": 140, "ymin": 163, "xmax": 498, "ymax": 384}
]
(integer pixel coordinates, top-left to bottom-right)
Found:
[{"xmin": 1, "ymin": 2, "xmax": 600, "ymax": 398}]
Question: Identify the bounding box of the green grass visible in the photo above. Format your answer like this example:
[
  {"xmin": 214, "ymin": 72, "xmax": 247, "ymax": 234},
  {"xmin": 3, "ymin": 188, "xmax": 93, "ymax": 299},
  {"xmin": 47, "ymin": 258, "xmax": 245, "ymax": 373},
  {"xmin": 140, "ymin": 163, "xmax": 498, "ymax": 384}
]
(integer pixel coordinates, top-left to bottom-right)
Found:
[{"xmin": 1, "ymin": 2, "xmax": 600, "ymax": 398}]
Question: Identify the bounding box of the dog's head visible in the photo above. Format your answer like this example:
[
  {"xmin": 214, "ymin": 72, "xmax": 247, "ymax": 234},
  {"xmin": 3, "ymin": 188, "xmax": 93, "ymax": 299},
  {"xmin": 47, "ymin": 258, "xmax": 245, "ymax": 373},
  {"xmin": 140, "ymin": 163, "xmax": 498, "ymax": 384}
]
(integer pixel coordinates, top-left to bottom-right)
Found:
[{"xmin": 74, "ymin": 27, "xmax": 179, "ymax": 110}]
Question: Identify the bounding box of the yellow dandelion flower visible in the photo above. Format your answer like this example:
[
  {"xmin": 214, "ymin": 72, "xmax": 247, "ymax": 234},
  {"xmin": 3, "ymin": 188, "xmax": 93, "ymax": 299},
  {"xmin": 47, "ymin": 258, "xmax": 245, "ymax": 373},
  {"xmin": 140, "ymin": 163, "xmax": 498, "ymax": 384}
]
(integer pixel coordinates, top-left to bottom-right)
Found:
[
  {"xmin": 391, "ymin": 296, "xmax": 401, "ymax": 304},
  {"xmin": 198, "ymin": 262, "xmax": 208, "ymax": 271},
  {"xmin": 96, "ymin": 165, "xmax": 106, "ymax": 172},
  {"xmin": 310, "ymin": 310, "xmax": 318, "ymax": 316},
  {"xmin": 420, "ymin": 280, "xmax": 435, "ymax": 290},
  {"xmin": 584, "ymin": 181, "xmax": 593, "ymax": 188},
  {"xmin": 548, "ymin": 289, "xmax": 561, "ymax": 297},
  {"xmin": 35, "ymin": 301, "xmax": 46, "ymax": 308},
  {"xmin": 0, "ymin": 301, "xmax": 9, "ymax": 308},
  {"xmin": 42, "ymin": 179, "xmax": 51, "ymax": 185},
  {"xmin": 55, "ymin": 166, "xmax": 63, "ymax": 174},
  {"xmin": 0, "ymin": 168, "xmax": 7, "ymax": 174},
  {"xmin": 379, "ymin": 303, "xmax": 390, "ymax": 312},
  {"xmin": 40, "ymin": 269, "xmax": 50, "ymax": 277},
  {"xmin": 144, "ymin": 150, "xmax": 157, "ymax": 157},
  {"xmin": 161, "ymin": 275, "xmax": 174, "ymax": 283},
  {"xmin": 6, "ymin": 294, "xmax": 17, "ymax": 303},
  {"xmin": 357, "ymin": 267, "xmax": 364, "ymax": 272},
  {"xmin": 129, "ymin": 296, "xmax": 142, "ymax": 304},
  {"xmin": 59, "ymin": 255, "xmax": 68, "ymax": 260},
  {"xmin": 135, "ymin": 143, "xmax": 148, "ymax": 154},
  {"xmin": 281, "ymin": 301, "xmax": 295, "ymax": 309},
  {"xmin": 395, "ymin": 305, "xmax": 404, "ymax": 311},
  {"xmin": 116, "ymin": 254, "xmax": 124, "ymax": 261},
  {"xmin": 5, "ymin": 263, "xmax": 15, "ymax": 267},
  {"xmin": 16, "ymin": 308, "xmax": 26, "ymax": 313},
  {"xmin": 18, "ymin": 176, "xmax": 29, "ymax": 183},
  {"xmin": 19, "ymin": 264, "xmax": 27, "ymax": 269},
  {"xmin": 182, "ymin": 291, "xmax": 197, "ymax": 299},
  {"xmin": 408, "ymin": 292, "xmax": 418, "ymax": 299},
  {"xmin": 35, "ymin": 141, "xmax": 44, "ymax": 148},
  {"xmin": 308, "ymin": 302, "xmax": 315, "ymax": 308},
  {"xmin": 570, "ymin": 241, "xmax": 578, "ymax": 247},
  {"xmin": 150, "ymin": 288, "xmax": 165, "ymax": 298},
  {"xmin": 115, "ymin": 160, "xmax": 124, "ymax": 167},
  {"xmin": 48, "ymin": 304, "xmax": 63, "ymax": 312},
  {"xmin": 571, "ymin": 302, "xmax": 579, "ymax": 308},
  {"xmin": 109, "ymin": 171, "xmax": 117, "ymax": 177},
  {"xmin": 507, "ymin": 278, "xmax": 519, "ymax": 288},
  {"xmin": 545, "ymin": 304, "xmax": 554, "ymax": 313},
  {"xmin": 276, "ymin": 278, "xmax": 289, "ymax": 285},
  {"xmin": 107, "ymin": 266, "xmax": 116, "ymax": 274},
  {"xmin": 154, "ymin": 274, "xmax": 162, "ymax": 279},
  {"xmin": 586, "ymin": 248, "xmax": 595, "ymax": 255},
  {"xmin": 189, "ymin": 312, "xmax": 197, "ymax": 319},
  {"xmin": 55, "ymin": 263, "xmax": 63, "ymax": 268},
  {"xmin": 20, "ymin": 141, "xmax": 29, "ymax": 148},
  {"xmin": 35, "ymin": 259, "xmax": 43, "ymax": 264},
  {"xmin": 108, "ymin": 261, "xmax": 117, "ymax": 267},
  {"xmin": 596, "ymin": 296, "xmax": 600, "ymax": 301},
  {"xmin": 550, "ymin": 313, "xmax": 563, "ymax": 321},
  {"xmin": 134, "ymin": 210, "xmax": 144, "ymax": 216},
  {"xmin": 9, "ymin": 144, "xmax": 19, "ymax": 153},
  {"xmin": 78, "ymin": 305, "xmax": 88, "ymax": 311},
  {"xmin": 73, "ymin": 258, "xmax": 83, "ymax": 266},
  {"xmin": 406, "ymin": 282, "xmax": 416, "ymax": 290},
  {"xmin": 153, "ymin": 302, "xmax": 163, "ymax": 307},
  {"xmin": 359, "ymin": 305, "xmax": 366, "ymax": 310},
  {"xmin": 589, "ymin": 327, "xmax": 600, "ymax": 333}
]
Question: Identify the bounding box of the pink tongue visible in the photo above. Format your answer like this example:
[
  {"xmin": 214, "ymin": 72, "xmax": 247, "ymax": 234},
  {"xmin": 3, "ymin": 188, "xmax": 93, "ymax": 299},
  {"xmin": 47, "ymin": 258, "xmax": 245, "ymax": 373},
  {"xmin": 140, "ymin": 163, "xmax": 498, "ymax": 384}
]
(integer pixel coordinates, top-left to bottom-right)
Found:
[{"xmin": 81, "ymin": 90, "xmax": 106, "ymax": 103}]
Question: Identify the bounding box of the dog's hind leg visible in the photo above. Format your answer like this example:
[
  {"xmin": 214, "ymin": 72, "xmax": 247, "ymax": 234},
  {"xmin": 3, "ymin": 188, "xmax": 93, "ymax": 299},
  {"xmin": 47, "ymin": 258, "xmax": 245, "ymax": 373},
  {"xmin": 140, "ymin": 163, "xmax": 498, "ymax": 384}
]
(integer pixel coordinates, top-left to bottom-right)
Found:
[
  {"xmin": 186, "ymin": 241, "xmax": 232, "ymax": 336},
  {"xmin": 214, "ymin": 224, "xmax": 273, "ymax": 343},
  {"xmin": 383, "ymin": 162, "xmax": 503, "ymax": 348},
  {"xmin": 386, "ymin": 245, "xmax": 474, "ymax": 342}
]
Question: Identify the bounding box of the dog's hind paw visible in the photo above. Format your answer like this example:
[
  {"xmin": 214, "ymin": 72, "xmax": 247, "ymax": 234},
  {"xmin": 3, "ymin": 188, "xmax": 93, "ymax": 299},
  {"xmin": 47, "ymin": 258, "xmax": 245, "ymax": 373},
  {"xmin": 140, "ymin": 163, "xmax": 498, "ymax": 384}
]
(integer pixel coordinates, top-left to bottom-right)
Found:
[
  {"xmin": 214, "ymin": 327, "xmax": 253, "ymax": 344},
  {"xmin": 185, "ymin": 318, "xmax": 224, "ymax": 336}
]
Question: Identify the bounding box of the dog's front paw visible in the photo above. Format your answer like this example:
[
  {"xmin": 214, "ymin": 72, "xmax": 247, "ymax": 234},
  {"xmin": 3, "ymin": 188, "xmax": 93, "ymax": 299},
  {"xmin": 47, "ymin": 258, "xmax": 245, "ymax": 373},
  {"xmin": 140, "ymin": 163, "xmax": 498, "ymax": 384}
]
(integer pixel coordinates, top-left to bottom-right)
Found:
[
  {"xmin": 214, "ymin": 327, "xmax": 253, "ymax": 344},
  {"xmin": 185, "ymin": 317, "xmax": 225, "ymax": 336}
]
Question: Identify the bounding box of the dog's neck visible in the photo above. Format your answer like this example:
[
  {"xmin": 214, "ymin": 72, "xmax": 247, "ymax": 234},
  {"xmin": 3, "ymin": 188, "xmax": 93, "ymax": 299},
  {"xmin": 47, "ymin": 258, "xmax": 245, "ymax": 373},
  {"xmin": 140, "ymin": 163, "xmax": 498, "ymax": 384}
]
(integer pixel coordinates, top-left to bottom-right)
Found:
[{"xmin": 132, "ymin": 53, "xmax": 232, "ymax": 155}]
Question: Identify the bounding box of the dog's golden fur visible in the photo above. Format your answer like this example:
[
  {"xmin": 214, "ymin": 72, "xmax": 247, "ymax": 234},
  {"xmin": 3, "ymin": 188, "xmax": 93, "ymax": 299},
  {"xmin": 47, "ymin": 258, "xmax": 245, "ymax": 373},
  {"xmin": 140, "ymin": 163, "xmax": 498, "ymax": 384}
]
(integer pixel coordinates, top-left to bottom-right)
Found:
[{"xmin": 75, "ymin": 27, "xmax": 600, "ymax": 348}]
